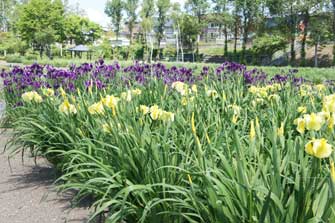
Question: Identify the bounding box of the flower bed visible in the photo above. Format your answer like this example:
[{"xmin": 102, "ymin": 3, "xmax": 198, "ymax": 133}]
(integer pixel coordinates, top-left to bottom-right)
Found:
[{"xmin": 2, "ymin": 60, "xmax": 335, "ymax": 222}]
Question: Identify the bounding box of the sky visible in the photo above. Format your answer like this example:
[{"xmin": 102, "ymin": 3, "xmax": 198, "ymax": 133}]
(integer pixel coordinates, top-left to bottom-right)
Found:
[{"xmin": 68, "ymin": 0, "xmax": 186, "ymax": 27}]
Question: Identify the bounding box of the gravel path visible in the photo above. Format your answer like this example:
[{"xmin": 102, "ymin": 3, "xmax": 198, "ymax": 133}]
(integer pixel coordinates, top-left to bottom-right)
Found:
[{"xmin": 0, "ymin": 133, "xmax": 91, "ymax": 223}]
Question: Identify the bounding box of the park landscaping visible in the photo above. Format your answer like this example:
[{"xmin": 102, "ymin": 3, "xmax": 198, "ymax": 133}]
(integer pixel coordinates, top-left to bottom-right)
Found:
[{"xmin": 1, "ymin": 60, "xmax": 335, "ymax": 222}]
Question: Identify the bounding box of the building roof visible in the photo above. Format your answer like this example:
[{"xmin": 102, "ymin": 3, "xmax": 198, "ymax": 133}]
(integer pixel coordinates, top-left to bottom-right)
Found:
[{"xmin": 67, "ymin": 45, "xmax": 91, "ymax": 52}]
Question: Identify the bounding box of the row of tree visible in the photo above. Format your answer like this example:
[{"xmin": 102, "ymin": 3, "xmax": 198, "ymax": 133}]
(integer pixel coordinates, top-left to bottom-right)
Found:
[
  {"xmin": 105, "ymin": 0, "xmax": 335, "ymax": 65},
  {"xmin": 0, "ymin": 0, "xmax": 334, "ymax": 66}
]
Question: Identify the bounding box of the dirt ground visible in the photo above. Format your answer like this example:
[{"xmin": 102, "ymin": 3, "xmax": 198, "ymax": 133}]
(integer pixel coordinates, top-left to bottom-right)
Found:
[{"xmin": 0, "ymin": 132, "xmax": 91, "ymax": 223}]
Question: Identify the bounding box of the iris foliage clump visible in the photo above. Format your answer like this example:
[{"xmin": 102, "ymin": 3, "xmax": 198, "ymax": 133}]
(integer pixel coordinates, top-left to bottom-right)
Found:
[{"xmin": 2, "ymin": 60, "xmax": 335, "ymax": 223}]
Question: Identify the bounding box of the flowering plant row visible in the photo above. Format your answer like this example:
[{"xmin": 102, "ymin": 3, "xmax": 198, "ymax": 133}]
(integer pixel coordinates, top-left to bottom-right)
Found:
[{"xmin": 2, "ymin": 61, "xmax": 335, "ymax": 222}]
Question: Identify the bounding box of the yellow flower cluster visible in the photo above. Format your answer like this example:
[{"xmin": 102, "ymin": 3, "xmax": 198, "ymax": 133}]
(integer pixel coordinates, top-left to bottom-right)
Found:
[
  {"xmin": 139, "ymin": 105, "xmax": 174, "ymax": 122},
  {"xmin": 22, "ymin": 91, "xmax": 43, "ymax": 103},
  {"xmin": 323, "ymin": 94, "xmax": 335, "ymax": 113},
  {"xmin": 294, "ymin": 112, "xmax": 333, "ymax": 133},
  {"xmin": 120, "ymin": 88, "xmax": 142, "ymax": 102},
  {"xmin": 59, "ymin": 99, "xmax": 77, "ymax": 114},
  {"xmin": 295, "ymin": 93, "xmax": 335, "ymax": 134},
  {"xmin": 101, "ymin": 95, "xmax": 120, "ymax": 108},
  {"xmin": 88, "ymin": 101, "xmax": 104, "ymax": 115},
  {"xmin": 249, "ymin": 84, "xmax": 281, "ymax": 98},
  {"xmin": 294, "ymin": 93, "xmax": 335, "ymax": 159},
  {"xmin": 42, "ymin": 88, "xmax": 55, "ymax": 97},
  {"xmin": 299, "ymin": 84, "xmax": 326, "ymax": 97},
  {"xmin": 88, "ymin": 93, "xmax": 122, "ymax": 115},
  {"xmin": 171, "ymin": 81, "xmax": 189, "ymax": 95}
]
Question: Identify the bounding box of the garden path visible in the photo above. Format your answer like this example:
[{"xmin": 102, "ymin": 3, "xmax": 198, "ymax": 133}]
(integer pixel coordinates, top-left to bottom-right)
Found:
[{"xmin": 0, "ymin": 132, "xmax": 91, "ymax": 223}]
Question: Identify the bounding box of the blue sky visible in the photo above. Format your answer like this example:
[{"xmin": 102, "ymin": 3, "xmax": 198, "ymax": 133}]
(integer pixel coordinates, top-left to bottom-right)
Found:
[
  {"xmin": 68, "ymin": 0, "xmax": 109, "ymax": 26},
  {"xmin": 68, "ymin": 0, "xmax": 185, "ymax": 27}
]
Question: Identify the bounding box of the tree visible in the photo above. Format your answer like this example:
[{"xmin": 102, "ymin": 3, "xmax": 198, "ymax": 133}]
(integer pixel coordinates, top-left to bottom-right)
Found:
[
  {"xmin": 156, "ymin": 0, "xmax": 170, "ymax": 59},
  {"xmin": 15, "ymin": 0, "xmax": 65, "ymax": 58},
  {"xmin": 308, "ymin": 14, "xmax": 331, "ymax": 67},
  {"xmin": 105, "ymin": 0, "xmax": 123, "ymax": 40},
  {"xmin": 63, "ymin": 14, "xmax": 102, "ymax": 45},
  {"xmin": 124, "ymin": 0, "xmax": 139, "ymax": 44},
  {"xmin": 180, "ymin": 14, "xmax": 202, "ymax": 61},
  {"xmin": 171, "ymin": 2, "xmax": 184, "ymax": 61},
  {"xmin": 141, "ymin": 0, "xmax": 155, "ymax": 62},
  {"xmin": 265, "ymin": 0, "xmax": 299, "ymax": 65},
  {"xmin": 296, "ymin": 0, "xmax": 322, "ymax": 66},
  {"xmin": 0, "ymin": 31, "xmax": 27, "ymax": 56},
  {"xmin": 0, "ymin": 0, "xmax": 19, "ymax": 32},
  {"xmin": 185, "ymin": 0, "xmax": 209, "ymax": 61},
  {"xmin": 210, "ymin": 0, "xmax": 233, "ymax": 56},
  {"xmin": 232, "ymin": 1, "xmax": 241, "ymax": 57},
  {"xmin": 235, "ymin": 0, "xmax": 260, "ymax": 64}
]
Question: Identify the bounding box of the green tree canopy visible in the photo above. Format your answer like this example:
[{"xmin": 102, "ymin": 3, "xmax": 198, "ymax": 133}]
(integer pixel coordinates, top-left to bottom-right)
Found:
[
  {"xmin": 15, "ymin": 0, "xmax": 65, "ymax": 57},
  {"xmin": 124, "ymin": 0, "xmax": 139, "ymax": 44},
  {"xmin": 105, "ymin": 0, "xmax": 123, "ymax": 40},
  {"xmin": 63, "ymin": 14, "xmax": 102, "ymax": 45},
  {"xmin": 156, "ymin": 0, "xmax": 170, "ymax": 56}
]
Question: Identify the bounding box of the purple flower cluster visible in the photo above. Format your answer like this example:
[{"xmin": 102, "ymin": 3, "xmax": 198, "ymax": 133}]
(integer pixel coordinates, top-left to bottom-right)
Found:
[{"xmin": 0, "ymin": 59, "xmax": 320, "ymax": 101}]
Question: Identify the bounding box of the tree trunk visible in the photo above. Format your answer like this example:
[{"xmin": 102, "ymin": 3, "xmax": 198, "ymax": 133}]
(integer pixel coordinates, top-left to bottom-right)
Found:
[
  {"xmin": 176, "ymin": 29, "xmax": 179, "ymax": 62},
  {"xmin": 241, "ymin": 15, "xmax": 248, "ymax": 64},
  {"xmin": 157, "ymin": 38, "xmax": 161, "ymax": 60},
  {"xmin": 196, "ymin": 35, "xmax": 200, "ymax": 62},
  {"xmin": 129, "ymin": 22, "xmax": 133, "ymax": 45},
  {"xmin": 1, "ymin": 0, "xmax": 7, "ymax": 32},
  {"xmin": 314, "ymin": 34, "xmax": 320, "ymax": 68},
  {"xmin": 233, "ymin": 17, "xmax": 238, "ymax": 58},
  {"xmin": 224, "ymin": 24, "xmax": 228, "ymax": 56},
  {"xmin": 289, "ymin": 10, "xmax": 296, "ymax": 66},
  {"xmin": 149, "ymin": 34, "xmax": 153, "ymax": 63},
  {"xmin": 196, "ymin": 15, "xmax": 201, "ymax": 62},
  {"xmin": 39, "ymin": 46, "xmax": 43, "ymax": 59},
  {"xmin": 177, "ymin": 23, "xmax": 184, "ymax": 62},
  {"xmin": 300, "ymin": 11, "xmax": 309, "ymax": 67}
]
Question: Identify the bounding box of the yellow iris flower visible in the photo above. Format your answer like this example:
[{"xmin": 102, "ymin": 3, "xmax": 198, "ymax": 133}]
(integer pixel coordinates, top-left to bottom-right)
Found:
[
  {"xmin": 42, "ymin": 88, "xmax": 54, "ymax": 97},
  {"xmin": 59, "ymin": 100, "xmax": 77, "ymax": 114},
  {"xmin": 249, "ymin": 120, "xmax": 256, "ymax": 140},
  {"xmin": 232, "ymin": 114, "xmax": 238, "ymax": 124},
  {"xmin": 277, "ymin": 122, "xmax": 284, "ymax": 137},
  {"xmin": 294, "ymin": 118, "xmax": 306, "ymax": 134},
  {"xmin": 172, "ymin": 81, "xmax": 188, "ymax": 96},
  {"xmin": 304, "ymin": 113, "xmax": 324, "ymax": 131},
  {"xmin": 330, "ymin": 161, "xmax": 335, "ymax": 183},
  {"xmin": 102, "ymin": 95, "xmax": 120, "ymax": 108},
  {"xmin": 139, "ymin": 105, "xmax": 150, "ymax": 115},
  {"xmin": 297, "ymin": 106, "xmax": 307, "ymax": 114},
  {"xmin": 88, "ymin": 101, "xmax": 104, "ymax": 115},
  {"xmin": 305, "ymin": 138, "xmax": 332, "ymax": 159},
  {"xmin": 22, "ymin": 91, "xmax": 43, "ymax": 103},
  {"xmin": 149, "ymin": 105, "xmax": 162, "ymax": 120}
]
